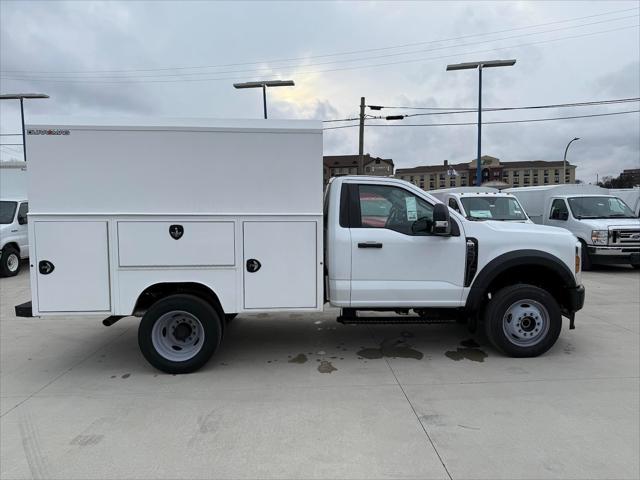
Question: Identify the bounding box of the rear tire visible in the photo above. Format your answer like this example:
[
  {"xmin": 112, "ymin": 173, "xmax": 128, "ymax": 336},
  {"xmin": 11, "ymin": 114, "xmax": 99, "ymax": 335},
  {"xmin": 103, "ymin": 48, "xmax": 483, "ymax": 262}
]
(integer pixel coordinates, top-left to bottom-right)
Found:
[
  {"xmin": 484, "ymin": 284, "xmax": 562, "ymax": 357},
  {"xmin": 0, "ymin": 246, "xmax": 20, "ymax": 277},
  {"xmin": 138, "ymin": 294, "xmax": 222, "ymax": 374}
]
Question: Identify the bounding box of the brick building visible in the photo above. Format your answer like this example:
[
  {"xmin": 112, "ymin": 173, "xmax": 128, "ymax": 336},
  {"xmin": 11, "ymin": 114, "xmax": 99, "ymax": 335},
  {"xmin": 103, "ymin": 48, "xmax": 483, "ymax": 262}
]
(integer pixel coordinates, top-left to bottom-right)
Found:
[
  {"xmin": 395, "ymin": 156, "xmax": 576, "ymax": 190},
  {"xmin": 323, "ymin": 154, "xmax": 394, "ymax": 184}
]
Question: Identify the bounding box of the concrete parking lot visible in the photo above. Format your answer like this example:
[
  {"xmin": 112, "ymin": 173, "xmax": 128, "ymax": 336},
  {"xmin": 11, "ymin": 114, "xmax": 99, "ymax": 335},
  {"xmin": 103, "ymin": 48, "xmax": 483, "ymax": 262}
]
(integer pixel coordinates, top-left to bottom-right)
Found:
[{"xmin": 1, "ymin": 264, "xmax": 638, "ymax": 480}]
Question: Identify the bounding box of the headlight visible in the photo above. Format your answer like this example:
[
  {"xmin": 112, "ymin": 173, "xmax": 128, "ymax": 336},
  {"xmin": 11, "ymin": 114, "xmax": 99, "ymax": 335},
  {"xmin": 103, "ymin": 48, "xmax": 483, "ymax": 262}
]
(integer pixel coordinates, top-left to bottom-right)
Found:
[{"xmin": 591, "ymin": 230, "xmax": 608, "ymax": 245}]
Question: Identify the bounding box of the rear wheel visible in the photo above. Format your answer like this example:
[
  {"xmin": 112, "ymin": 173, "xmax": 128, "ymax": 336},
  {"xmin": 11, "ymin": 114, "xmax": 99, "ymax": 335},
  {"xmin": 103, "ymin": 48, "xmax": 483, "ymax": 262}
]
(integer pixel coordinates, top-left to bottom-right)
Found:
[
  {"xmin": 0, "ymin": 246, "xmax": 20, "ymax": 277},
  {"xmin": 484, "ymin": 284, "xmax": 562, "ymax": 357},
  {"xmin": 138, "ymin": 294, "xmax": 222, "ymax": 374}
]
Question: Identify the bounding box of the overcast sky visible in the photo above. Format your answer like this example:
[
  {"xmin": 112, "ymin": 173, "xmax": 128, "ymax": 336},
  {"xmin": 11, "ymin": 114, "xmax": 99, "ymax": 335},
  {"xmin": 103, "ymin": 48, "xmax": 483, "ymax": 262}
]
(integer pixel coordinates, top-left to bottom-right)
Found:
[{"xmin": 1, "ymin": 0, "xmax": 638, "ymax": 183}]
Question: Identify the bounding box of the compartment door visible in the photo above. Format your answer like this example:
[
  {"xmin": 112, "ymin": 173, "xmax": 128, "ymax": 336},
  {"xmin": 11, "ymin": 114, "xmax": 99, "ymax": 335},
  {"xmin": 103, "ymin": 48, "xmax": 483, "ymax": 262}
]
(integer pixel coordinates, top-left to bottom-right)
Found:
[
  {"xmin": 243, "ymin": 221, "xmax": 317, "ymax": 309},
  {"xmin": 35, "ymin": 221, "xmax": 110, "ymax": 312}
]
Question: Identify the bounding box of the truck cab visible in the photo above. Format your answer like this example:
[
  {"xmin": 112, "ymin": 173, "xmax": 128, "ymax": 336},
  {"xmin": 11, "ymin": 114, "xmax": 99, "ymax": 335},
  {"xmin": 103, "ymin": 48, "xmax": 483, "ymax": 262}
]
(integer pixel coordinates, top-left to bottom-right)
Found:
[
  {"xmin": 546, "ymin": 194, "xmax": 640, "ymax": 269},
  {"xmin": 0, "ymin": 198, "xmax": 29, "ymax": 276},
  {"xmin": 430, "ymin": 189, "xmax": 532, "ymax": 223}
]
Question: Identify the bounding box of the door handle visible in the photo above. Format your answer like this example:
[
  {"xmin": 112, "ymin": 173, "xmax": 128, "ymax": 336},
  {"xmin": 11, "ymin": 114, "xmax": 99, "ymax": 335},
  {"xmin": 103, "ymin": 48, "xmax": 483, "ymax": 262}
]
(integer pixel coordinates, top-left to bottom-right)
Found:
[{"xmin": 358, "ymin": 242, "xmax": 383, "ymax": 249}]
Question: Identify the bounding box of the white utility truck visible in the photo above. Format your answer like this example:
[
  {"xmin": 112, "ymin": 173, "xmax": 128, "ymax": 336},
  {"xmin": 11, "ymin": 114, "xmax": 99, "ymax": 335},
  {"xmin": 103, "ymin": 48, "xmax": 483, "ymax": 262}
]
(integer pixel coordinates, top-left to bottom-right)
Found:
[
  {"xmin": 16, "ymin": 119, "xmax": 585, "ymax": 373},
  {"xmin": 0, "ymin": 162, "xmax": 29, "ymax": 276},
  {"xmin": 507, "ymin": 185, "xmax": 640, "ymax": 270},
  {"xmin": 0, "ymin": 197, "xmax": 29, "ymax": 276},
  {"xmin": 429, "ymin": 187, "xmax": 532, "ymax": 223}
]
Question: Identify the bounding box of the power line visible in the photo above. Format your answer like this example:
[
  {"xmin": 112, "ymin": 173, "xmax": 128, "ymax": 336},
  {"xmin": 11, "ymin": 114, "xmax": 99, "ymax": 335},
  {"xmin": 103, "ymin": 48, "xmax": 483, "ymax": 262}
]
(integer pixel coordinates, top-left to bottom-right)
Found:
[
  {"xmin": 322, "ymin": 109, "xmax": 640, "ymax": 130},
  {"xmin": 4, "ymin": 13, "xmax": 637, "ymax": 81},
  {"xmin": 3, "ymin": 23, "xmax": 639, "ymax": 84},
  {"xmin": 323, "ymin": 97, "xmax": 640, "ymax": 122},
  {"xmin": 3, "ymin": 6, "xmax": 636, "ymax": 75}
]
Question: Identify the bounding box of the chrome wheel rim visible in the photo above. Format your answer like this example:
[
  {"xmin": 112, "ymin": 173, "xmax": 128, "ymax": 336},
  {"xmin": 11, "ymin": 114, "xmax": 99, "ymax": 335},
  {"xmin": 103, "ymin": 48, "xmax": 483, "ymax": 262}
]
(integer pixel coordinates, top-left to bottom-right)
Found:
[
  {"xmin": 151, "ymin": 310, "xmax": 205, "ymax": 362},
  {"xmin": 6, "ymin": 253, "xmax": 19, "ymax": 272},
  {"xmin": 502, "ymin": 299, "xmax": 549, "ymax": 347}
]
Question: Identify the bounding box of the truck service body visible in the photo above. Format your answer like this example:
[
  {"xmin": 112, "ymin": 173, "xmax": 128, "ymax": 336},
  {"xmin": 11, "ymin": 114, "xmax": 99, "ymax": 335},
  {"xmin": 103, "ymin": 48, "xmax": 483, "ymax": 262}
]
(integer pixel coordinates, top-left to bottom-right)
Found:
[
  {"xmin": 507, "ymin": 185, "xmax": 640, "ymax": 269},
  {"xmin": 16, "ymin": 119, "xmax": 585, "ymax": 373}
]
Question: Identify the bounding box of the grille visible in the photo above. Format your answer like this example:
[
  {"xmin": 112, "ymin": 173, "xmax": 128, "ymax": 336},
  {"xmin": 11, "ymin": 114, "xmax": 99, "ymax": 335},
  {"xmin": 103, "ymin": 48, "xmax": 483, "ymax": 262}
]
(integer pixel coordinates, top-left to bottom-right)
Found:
[{"xmin": 610, "ymin": 229, "xmax": 640, "ymax": 246}]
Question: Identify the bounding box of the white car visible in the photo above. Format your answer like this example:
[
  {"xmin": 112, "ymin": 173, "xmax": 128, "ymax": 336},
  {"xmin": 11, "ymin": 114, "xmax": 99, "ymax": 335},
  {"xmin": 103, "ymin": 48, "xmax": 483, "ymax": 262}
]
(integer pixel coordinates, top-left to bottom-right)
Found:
[{"xmin": 0, "ymin": 198, "xmax": 29, "ymax": 276}]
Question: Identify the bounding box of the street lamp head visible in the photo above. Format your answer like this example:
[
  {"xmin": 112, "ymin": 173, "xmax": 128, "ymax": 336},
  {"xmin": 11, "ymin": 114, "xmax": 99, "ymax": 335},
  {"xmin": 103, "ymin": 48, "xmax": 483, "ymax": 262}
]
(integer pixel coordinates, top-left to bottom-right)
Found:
[
  {"xmin": 446, "ymin": 59, "xmax": 516, "ymax": 71},
  {"xmin": 574, "ymin": 137, "xmax": 581, "ymax": 141},
  {"xmin": 233, "ymin": 80, "xmax": 294, "ymax": 89},
  {"xmin": 368, "ymin": 105, "xmax": 383, "ymax": 111},
  {"xmin": 0, "ymin": 93, "xmax": 49, "ymax": 100}
]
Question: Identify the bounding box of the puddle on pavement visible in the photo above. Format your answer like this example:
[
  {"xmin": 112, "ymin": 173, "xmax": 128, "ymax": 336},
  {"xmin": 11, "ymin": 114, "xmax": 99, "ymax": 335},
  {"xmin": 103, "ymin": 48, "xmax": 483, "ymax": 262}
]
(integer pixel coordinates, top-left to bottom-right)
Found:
[
  {"xmin": 357, "ymin": 337, "xmax": 423, "ymax": 360},
  {"xmin": 317, "ymin": 360, "xmax": 337, "ymax": 373},
  {"xmin": 445, "ymin": 338, "xmax": 488, "ymax": 363},
  {"xmin": 288, "ymin": 353, "xmax": 308, "ymax": 364}
]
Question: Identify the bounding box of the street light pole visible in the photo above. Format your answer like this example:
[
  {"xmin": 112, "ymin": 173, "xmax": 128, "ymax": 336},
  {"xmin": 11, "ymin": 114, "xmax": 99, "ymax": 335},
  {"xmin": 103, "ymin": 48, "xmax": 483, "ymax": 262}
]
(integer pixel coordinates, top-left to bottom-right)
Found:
[
  {"xmin": 0, "ymin": 93, "xmax": 49, "ymax": 162},
  {"xmin": 563, "ymin": 137, "xmax": 580, "ymax": 184},
  {"xmin": 233, "ymin": 80, "xmax": 295, "ymax": 119},
  {"xmin": 446, "ymin": 59, "xmax": 516, "ymax": 186}
]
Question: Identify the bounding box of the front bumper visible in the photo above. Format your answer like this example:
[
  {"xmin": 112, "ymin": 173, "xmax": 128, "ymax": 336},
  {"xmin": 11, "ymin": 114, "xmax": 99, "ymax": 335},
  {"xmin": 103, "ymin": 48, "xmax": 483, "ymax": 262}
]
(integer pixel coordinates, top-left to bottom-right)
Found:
[{"xmin": 588, "ymin": 246, "xmax": 640, "ymax": 265}]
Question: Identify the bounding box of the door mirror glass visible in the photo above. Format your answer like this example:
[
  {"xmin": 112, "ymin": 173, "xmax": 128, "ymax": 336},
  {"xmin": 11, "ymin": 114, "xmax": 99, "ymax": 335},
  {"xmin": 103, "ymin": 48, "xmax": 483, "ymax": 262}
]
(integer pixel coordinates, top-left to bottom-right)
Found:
[{"xmin": 432, "ymin": 203, "xmax": 451, "ymax": 235}]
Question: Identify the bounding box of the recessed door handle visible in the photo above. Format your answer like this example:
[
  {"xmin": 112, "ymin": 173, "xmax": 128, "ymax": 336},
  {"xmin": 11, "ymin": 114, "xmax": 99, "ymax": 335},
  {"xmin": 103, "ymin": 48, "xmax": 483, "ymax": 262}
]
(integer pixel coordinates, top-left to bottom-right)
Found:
[{"xmin": 358, "ymin": 242, "xmax": 383, "ymax": 249}]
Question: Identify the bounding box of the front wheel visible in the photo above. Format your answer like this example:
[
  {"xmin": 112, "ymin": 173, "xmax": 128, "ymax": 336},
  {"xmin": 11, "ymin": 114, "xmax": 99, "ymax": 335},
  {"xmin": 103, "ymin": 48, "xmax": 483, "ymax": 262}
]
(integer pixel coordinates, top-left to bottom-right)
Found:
[
  {"xmin": 484, "ymin": 285, "xmax": 562, "ymax": 357},
  {"xmin": 0, "ymin": 246, "xmax": 20, "ymax": 277},
  {"xmin": 138, "ymin": 294, "xmax": 222, "ymax": 374}
]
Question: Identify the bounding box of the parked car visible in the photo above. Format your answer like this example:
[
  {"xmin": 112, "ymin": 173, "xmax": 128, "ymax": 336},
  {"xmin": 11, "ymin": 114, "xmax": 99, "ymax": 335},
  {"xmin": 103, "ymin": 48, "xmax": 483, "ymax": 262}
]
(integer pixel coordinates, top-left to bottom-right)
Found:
[
  {"xmin": 0, "ymin": 198, "xmax": 29, "ymax": 276},
  {"xmin": 16, "ymin": 119, "xmax": 585, "ymax": 373},
  {"xmin": 507, "ymin": 185, "xmax": 640, "ymax": 270},
  {"xmin": 430, "ymin": 187, "xmax": 532, "ymax": 223}
]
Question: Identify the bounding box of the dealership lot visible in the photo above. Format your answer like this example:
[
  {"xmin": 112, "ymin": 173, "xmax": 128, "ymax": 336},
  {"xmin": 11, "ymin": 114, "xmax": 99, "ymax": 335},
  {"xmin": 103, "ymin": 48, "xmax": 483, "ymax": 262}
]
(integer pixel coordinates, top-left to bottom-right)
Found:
[{"xmin": 1, "ymin": 265, "xmax": 638, "ymax": 480}]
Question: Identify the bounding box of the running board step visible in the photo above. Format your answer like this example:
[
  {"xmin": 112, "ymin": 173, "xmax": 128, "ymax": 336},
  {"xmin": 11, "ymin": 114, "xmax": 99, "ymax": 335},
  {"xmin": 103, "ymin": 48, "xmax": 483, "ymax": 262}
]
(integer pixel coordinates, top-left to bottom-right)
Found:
[{"xmin": 337, "ymin": 315, "xmax": 457, "ymax": 325}]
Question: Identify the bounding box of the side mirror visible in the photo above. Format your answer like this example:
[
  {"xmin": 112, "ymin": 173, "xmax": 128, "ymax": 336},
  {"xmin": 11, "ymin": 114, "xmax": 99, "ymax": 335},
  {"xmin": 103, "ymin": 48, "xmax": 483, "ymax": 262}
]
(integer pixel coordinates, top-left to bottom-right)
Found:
[
  {"xmin": 17, "ymin": 214, "xmax": 27, "ymax": 225},
  {"xmin": 559, "ymin": 211, "xmax": 569, "ymax": 221},
  {"xmin": 432, "ymin": 203, "xmax": 451, "ymax": 236}
]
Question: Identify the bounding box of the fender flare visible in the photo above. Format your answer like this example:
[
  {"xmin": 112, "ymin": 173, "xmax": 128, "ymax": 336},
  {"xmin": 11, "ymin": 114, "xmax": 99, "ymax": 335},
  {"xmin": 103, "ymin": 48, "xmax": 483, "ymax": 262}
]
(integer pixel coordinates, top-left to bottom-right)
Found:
[{"xmin": 465, "ymin": 249, "xmax": 576, "ymax": 312}]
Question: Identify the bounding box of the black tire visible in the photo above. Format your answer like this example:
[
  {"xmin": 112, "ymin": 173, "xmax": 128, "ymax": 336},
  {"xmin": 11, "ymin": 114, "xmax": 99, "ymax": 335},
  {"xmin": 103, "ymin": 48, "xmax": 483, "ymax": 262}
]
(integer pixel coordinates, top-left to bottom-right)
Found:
[
  {"xmin": 632, "ymin": 264, "xmax": 640, "ymax": 270},
  {"xmin": 138, "ymin": 294, "xmax": 222, "ymax": 374},
  {"xmin": 579, "ymin": 241, "xmax": 592, "ymax": 271},
  {"xmin": 483, "ymin": 284, "xmax": 562, "ymax": 358},
  {"xmin": 0, "ymin": 246, "xmax": 20, "ymax": 277}
]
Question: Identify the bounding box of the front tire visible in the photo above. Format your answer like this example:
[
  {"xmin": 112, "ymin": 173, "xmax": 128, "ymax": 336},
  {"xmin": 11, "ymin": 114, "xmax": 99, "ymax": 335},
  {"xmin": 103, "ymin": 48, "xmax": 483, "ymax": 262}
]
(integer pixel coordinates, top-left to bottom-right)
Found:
[
  {"xmin": 138, "ymin": 294, "xmax": 222, "ymax": 374},
  {"xmin": 0, "ymin": 246, "xmax": 20, "ymax": 277},
  {"xmin": 484, "ymin": 284, "xmax": 562, "ymax": 357}
]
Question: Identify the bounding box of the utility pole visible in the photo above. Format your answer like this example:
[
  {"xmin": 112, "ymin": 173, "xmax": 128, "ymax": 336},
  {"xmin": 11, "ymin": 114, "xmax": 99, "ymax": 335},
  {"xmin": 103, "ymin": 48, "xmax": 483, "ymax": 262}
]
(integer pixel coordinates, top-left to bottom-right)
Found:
[{"xmin": 358, "ymin": 97, "xmax": 365, "ymax": 175}]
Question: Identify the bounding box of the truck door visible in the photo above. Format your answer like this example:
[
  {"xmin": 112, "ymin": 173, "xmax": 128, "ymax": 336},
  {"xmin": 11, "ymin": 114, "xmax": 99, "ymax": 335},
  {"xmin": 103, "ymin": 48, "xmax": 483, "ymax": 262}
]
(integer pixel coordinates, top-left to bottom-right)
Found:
[{"xmin": 348, "ymin": 183, "xmax": 466, "ymax": 307}]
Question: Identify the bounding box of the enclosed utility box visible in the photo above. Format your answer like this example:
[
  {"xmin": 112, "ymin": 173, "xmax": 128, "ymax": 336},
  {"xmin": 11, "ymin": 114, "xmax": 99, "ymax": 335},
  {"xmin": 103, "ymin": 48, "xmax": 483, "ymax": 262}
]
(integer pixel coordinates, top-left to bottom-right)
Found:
[{"xmin": 26, "ymin": 119, "xmax": 324, "ymax": 316}]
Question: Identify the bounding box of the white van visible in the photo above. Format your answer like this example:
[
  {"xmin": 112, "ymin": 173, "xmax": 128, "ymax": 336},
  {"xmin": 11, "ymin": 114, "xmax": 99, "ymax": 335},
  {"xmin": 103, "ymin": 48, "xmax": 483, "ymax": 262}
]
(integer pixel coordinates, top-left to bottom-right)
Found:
[
  {"xmin": 430, "ymin": 187, "xmax": 532, "ymax": 223},
  {"xmin": 15, "ymin": 119, "xmax": 585, "ymax": 373},
  {"xmin": 507, "ymin": 185, "xmax": 640, "ymax": 270},
  {"xmin": 0, "ymin": 198, "xmax": 29, "ymax": 276}
]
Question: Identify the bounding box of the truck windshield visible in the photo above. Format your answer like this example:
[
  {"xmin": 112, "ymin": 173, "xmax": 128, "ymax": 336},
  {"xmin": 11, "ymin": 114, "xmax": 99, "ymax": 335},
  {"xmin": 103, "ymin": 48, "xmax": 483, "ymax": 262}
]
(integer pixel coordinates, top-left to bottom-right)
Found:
[
  {"xmin": 0, "ymin": 201, "xmax": 17, "ymax": 224},
  {"xmin": 567, "ymin": 196, "xmax": 636, "ymax": 219},
  {"xmin": 460, "ymin": 196, "xmax": 527, "ymax": 221}
]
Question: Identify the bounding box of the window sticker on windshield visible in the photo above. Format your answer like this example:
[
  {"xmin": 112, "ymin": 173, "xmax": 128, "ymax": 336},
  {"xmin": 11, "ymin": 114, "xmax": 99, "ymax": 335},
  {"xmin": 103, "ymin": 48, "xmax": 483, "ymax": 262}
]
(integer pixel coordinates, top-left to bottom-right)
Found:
[
  {"xmin": 470, "ymin": 210, "xmax": 492, "ymax": 218},
  {"xmin": 405, "ymin": 197, "xmax": 418, "ymax": 221}
]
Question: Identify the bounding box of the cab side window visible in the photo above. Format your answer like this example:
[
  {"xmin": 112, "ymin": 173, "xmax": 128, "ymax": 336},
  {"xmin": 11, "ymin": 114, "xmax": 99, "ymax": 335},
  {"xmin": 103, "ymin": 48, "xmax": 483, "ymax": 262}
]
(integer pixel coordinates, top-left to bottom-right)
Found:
[
  {"xmin": 448, "ymin": 198, "xmax": 461, "ymax": 213},
  {"xmin": 357, "ymin": 184, "xmax": 434, "ymax": 235},
  {"xmin": 549, "ymin": 199, "xmax": 568, "ymax": 220},
  {"xmin": 17, "ymin": 202, "xmax": 28, "ymax": 225}
]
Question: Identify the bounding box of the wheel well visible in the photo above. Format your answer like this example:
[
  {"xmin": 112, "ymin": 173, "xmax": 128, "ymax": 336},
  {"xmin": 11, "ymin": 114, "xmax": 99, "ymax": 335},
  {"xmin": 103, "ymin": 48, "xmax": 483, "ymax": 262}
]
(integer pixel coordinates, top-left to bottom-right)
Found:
[
  {"xmin": 132, "ymin": 282, "xmax": 225, "ymax": 320},
  {"xmin": 484, "ymin": 264, "xmax": 570, "ymax": 311},
  {"xmin": 1, "ymin": 242, "xmax": 19, "ymax": 254}
]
